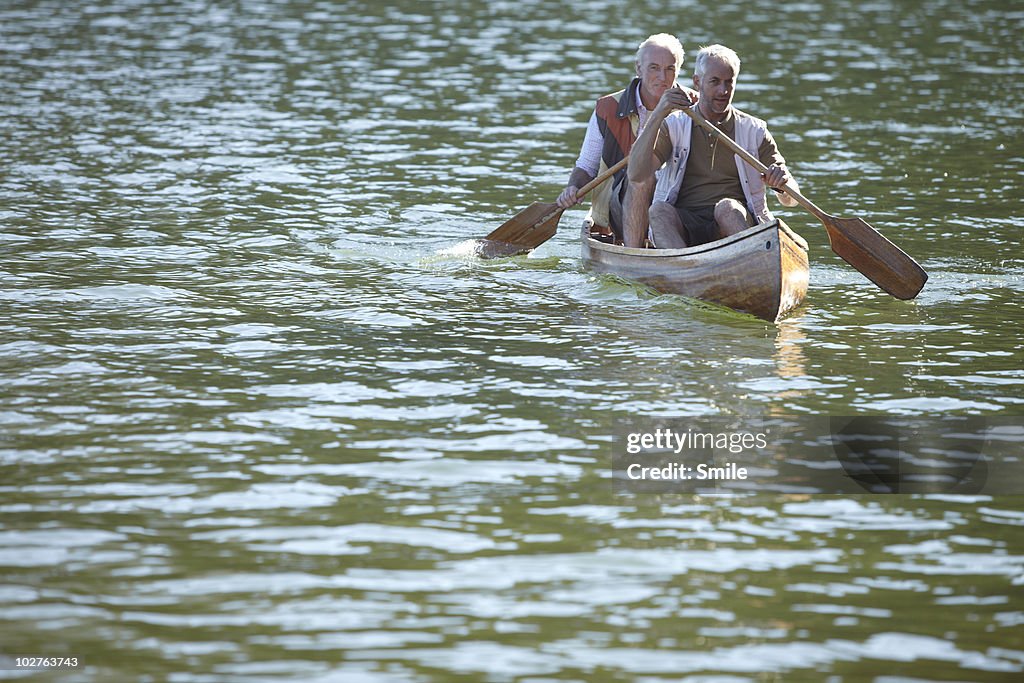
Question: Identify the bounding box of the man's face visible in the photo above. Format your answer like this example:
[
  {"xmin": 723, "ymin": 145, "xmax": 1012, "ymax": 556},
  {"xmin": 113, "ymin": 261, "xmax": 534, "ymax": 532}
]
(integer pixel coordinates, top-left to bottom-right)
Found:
[
  {"xmin": 694, "ymin": 57, "xmax": 736, "ymax": 117},
  {"xmin": 636, "ymin": 45, "xmax": 678, "ymax": 105}
]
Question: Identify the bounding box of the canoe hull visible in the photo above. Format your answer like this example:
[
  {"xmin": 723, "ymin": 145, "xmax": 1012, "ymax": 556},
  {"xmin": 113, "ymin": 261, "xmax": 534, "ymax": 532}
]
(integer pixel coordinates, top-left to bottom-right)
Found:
[{"xmin": 581, "ymin": 219, "xmax": 809, "ymax": 322}]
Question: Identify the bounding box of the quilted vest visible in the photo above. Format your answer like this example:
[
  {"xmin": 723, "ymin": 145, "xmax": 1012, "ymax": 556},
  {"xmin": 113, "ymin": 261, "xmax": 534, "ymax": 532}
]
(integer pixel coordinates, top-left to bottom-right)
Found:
[{"xmin": 588, "ymin": 78, "xmax": 642, "ymax": 231}]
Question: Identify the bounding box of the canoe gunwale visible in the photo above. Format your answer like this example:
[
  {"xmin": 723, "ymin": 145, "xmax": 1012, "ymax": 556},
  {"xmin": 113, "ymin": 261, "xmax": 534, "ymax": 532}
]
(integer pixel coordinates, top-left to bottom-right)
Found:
[
  {"xmin": 582, "ymin": 219, "xmax": 809, "ymax": 258},
  {"xmin": 580, "ymin": 218, "xmax": 810, "ymax": 321}
]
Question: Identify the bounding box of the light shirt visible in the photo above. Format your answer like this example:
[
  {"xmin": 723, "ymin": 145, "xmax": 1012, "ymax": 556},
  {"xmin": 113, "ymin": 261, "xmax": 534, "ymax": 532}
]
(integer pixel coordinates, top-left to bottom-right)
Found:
[
  {"xmin": 652, "ymin": 108, "xmax": 787, "ymax": 210},
  {"xmin": 573, "ymin": 81, "xmax": 652, "ymax": 177}
]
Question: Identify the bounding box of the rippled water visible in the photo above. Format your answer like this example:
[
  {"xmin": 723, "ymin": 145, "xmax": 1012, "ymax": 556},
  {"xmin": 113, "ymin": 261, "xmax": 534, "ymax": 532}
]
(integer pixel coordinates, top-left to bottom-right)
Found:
[{"xmin": 2, "ymin": 0, "xmax": 1023, "ymax": 679}]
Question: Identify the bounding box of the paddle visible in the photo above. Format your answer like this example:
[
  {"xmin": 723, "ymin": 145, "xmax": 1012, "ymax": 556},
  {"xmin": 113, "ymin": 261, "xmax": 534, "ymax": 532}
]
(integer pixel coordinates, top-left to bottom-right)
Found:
[
  {"xmin": 680, "ymin": 105, "xmax": 928, "ymax": 300},
  {"xmin": 473, "ymin": 157, "xmax": 629, "ymax": 259}
]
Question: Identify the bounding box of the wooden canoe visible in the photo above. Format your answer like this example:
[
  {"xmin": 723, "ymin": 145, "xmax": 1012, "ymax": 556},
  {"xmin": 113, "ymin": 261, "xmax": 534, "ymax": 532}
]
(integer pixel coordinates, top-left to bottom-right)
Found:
[{"xmin": 581, "ymin": 219, "xmax": 809, "ymax": 322}]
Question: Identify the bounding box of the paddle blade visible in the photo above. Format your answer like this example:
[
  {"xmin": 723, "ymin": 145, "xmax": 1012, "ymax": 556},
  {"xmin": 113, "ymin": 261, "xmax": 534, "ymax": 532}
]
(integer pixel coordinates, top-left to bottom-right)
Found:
[
  {"xmin": 437, "ymin": 238, "xmax": 532, "ymax": 259},
  {"xmin": 473, "ymin": 239, "xmax": 534, "ymax": 259},
  {"xmin": 822, "ymin": 215, "xmax": 928, "ymax": 300},
  {"xmin": 481, "ymin": 201, "xmax": 564, "ymax": 255}
]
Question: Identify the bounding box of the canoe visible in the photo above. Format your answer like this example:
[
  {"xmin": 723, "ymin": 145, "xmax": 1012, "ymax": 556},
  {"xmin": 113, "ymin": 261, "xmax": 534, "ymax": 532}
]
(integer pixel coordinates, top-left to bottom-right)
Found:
[{"xmin": 581, "ymin": 218, "xmax": 809, "ymax": 322}]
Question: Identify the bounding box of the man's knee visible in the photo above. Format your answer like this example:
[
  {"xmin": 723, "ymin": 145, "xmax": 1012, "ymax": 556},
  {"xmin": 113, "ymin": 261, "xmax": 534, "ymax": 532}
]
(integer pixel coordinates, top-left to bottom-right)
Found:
[
  {"xmin": 714, "ymin": 198, "xmax": 746, "ymax": 221},
  {"xmin": 650, "ymin": 201, "xmax": 677, "ymax": 224},
  {"xmin": 648, "ymin": 202, "xmax": 687, "ymax": 248},
  {"xmin": 714, "ymin": 198, "xmax": 751, "ymax": 235}
]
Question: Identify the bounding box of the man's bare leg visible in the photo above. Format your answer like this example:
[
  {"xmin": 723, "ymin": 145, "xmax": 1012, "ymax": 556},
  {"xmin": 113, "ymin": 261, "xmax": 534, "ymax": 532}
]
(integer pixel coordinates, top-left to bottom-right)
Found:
[
  {"xmin": 649, "ymin": 201, "xmax": 688, "ymax": 248},
  {"xmin": 713, "ymin": 198, "xmax": 753, "ymax": 238}
]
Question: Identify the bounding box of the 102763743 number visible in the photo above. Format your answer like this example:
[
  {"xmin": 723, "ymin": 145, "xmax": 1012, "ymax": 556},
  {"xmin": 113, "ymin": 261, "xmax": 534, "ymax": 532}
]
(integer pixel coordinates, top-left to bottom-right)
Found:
[{"xmin": 12, "ymin": 657, "xmax": 80, "ymax": 669}]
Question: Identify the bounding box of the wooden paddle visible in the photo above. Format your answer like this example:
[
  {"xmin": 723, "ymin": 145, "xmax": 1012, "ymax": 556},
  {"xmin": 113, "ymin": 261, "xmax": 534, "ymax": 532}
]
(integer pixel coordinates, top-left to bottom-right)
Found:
[
  {"xmin": 474, "ymin": 157, "xmax": 629, "ymax": 258},
  {"xmin": 681, "ymin": 105, "xmax": 928, "ymax": 300}
]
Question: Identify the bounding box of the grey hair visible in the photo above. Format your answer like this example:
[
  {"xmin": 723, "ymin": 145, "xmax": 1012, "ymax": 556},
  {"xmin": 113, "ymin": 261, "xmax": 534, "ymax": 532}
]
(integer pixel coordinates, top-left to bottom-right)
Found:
[
  {"xmin": 635, "ymin": 33, "xmax": 685, "ymax": 69},
  {"xmin": 694, "ymin": 44, "xmax": 741, "ymax": 78}
]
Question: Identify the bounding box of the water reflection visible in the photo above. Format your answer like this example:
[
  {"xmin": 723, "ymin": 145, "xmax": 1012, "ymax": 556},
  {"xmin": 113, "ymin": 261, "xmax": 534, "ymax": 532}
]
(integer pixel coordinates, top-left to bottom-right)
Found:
[{"xmin": 773, "ymin": 319, "xmax": 809, "ymax": 387}]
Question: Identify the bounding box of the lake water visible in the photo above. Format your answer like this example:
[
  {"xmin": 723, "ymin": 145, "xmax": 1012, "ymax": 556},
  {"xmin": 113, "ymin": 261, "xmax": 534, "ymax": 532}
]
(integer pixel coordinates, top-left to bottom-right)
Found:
[{"xmin": 1, "ymin": 0, "xmax": 1022, "ymax": 680}]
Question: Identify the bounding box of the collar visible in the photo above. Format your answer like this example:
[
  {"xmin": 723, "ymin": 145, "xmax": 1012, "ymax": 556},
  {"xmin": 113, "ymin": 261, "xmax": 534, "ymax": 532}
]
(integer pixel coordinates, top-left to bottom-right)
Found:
[
  {"xmin": 635, "ymin": 81, "xmax": 650, "ymax": 119},
  {"xmin": 616, "ymin": 77, "xmax": 643, "ymax": 119},
  {"xmin": 699, "ymin": 103, "xmax": 735, "ymax": 129}
]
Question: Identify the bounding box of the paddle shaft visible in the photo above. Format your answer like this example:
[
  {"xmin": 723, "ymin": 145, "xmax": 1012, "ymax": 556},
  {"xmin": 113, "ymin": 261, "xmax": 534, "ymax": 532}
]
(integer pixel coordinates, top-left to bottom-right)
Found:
[
  {"xmin": 576, "ymin": 156, "xmax": 629, "ymax": 199},
  {"xmin": 681, "ymin": 106, "xmax": 828, "ymax": 222},
  {"xmin": 680, "ymin": 104, "xmax": 927, "ymax": 300},
  {"xmin": 479, "ymin": 156, "xmax": 629, "ymax": 253},
  {"xmin": 531, "ymin": 155, "xmax": 629, "ymax": 227}
]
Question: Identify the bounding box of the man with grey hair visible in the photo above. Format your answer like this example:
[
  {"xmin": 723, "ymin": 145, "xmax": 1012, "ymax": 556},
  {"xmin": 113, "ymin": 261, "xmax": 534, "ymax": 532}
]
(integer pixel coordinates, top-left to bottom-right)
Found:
[
  {"xmin": 556, "ymin": 34, "xmax": 696, "ymax": 242},
  {"xmin": 625, "ymin": 44, "xmax": 799, "ymax": 248}
]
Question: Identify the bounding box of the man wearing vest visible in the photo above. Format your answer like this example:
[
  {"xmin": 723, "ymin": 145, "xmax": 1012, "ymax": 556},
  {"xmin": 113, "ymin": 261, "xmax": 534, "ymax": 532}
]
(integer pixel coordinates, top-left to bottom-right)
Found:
[
  {"xmin": 624, "ymin": 44, "xmax": 800, "ymax": 249},
  {"xmin": 556, "ymin": 34, "xmax": 696, "ymax": 242}
]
